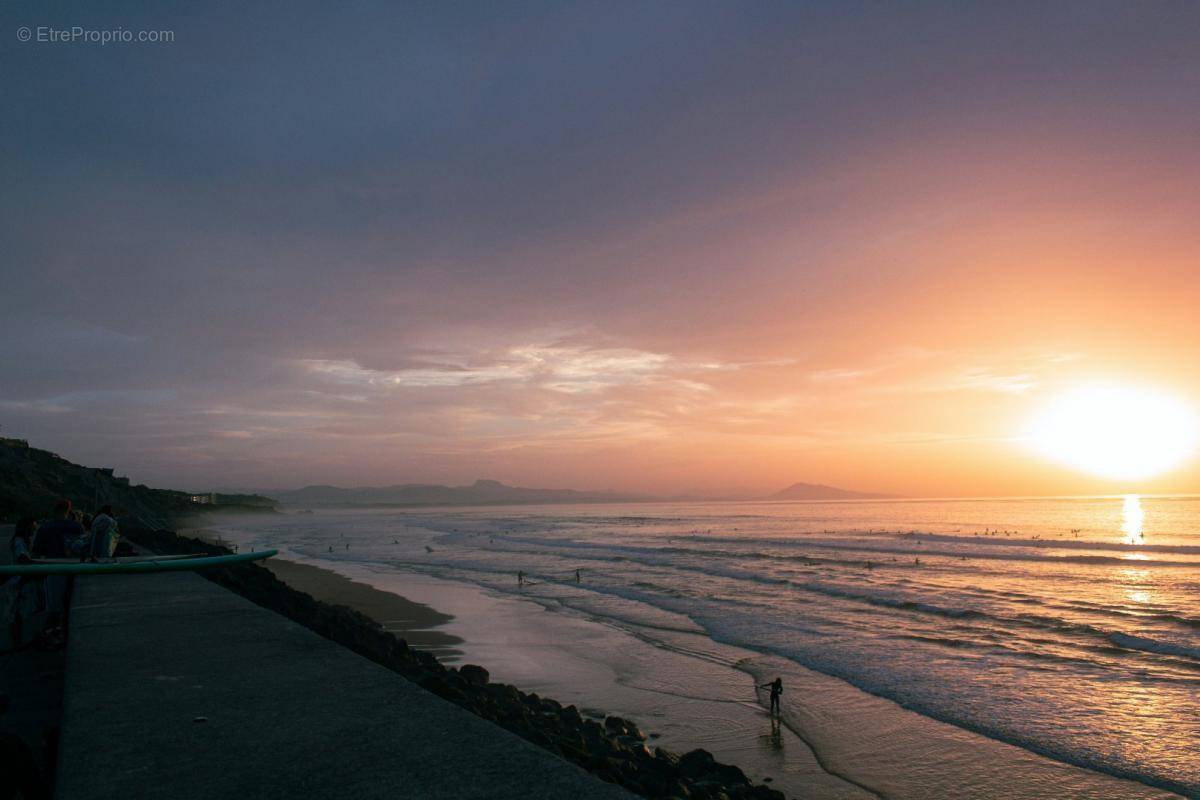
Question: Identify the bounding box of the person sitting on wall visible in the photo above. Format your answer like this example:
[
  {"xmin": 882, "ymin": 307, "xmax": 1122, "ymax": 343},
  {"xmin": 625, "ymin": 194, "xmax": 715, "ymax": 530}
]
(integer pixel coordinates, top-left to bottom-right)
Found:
[
  {"xmin": 4, "ymin": 519, "xmax": 45, "ymax": 651},
  {"xmin": 32, "ymin": 500, "xmax": 83, "ymax": 641},
  {"xmin": 32, "ymin": 500, "xmax": 83, "ymax": 560},
  {"xmin": 8, "ymin": 519, "xmax": 35, "ymax": 565},
  {"xmin": 87, "ymin": 505, "xmax": 120, "ymax": 561}
]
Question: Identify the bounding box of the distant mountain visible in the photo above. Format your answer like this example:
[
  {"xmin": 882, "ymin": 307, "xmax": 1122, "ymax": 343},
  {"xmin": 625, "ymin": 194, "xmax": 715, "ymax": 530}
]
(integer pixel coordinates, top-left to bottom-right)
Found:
[
  {"xmin": 765, "ymin": 481, "xmax": 893, "ymax": 501},
  {"xmin": 267, "ymin": 479, "xmax": 652, "ymax": 507}
]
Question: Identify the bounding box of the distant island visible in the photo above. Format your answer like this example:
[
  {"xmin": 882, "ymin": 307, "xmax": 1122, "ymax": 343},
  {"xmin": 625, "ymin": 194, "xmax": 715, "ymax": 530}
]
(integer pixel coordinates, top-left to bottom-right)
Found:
[
  {"xmin": 259, "ymin": 478, "xmax": 893, "ymax": 507},
  {"xmin": 265, "ymin": 479, "xmax": 655, "ymax": 507},
  {"xmin": 763, "ymin": 481, "xmax": 894, "ymax": 501}
]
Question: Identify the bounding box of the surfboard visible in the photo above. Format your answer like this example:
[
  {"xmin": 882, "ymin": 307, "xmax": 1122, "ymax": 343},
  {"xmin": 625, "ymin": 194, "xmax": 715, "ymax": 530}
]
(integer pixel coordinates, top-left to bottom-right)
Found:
[
  {"xmin": 31, "ymin": 553, "xmax": 206, "ymax": 564},
  {"xmin": 0, "ymin": 549, "xmax": 278, "ymax": 576}
]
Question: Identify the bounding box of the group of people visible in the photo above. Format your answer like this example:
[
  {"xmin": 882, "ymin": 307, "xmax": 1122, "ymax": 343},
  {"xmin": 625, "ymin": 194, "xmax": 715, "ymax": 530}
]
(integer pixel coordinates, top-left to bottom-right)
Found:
[
  {"xmin": 5, "ymin": 499, "xmax": 124, "ymax": 652},
  {"xmin": 11, "ymin": 499, "xmax": 122, "ymax": 563}
]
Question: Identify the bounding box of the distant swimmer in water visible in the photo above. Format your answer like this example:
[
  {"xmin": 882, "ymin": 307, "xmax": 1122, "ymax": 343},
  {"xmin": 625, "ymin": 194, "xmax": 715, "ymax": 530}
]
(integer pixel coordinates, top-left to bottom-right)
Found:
[
  {"xmin": 759, "ymin": 677, "xmax": 783, "ymax": 717},
  {"xmin": 425, "ymin": 545, "xmax": 433, "ymax": 553}
]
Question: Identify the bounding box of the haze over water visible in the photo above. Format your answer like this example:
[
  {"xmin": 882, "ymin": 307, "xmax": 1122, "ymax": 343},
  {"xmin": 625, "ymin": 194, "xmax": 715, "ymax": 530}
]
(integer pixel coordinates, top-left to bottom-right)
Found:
[{"xmin": 221, "ymin": 494, "xmax": 1200, "ymax": 798}]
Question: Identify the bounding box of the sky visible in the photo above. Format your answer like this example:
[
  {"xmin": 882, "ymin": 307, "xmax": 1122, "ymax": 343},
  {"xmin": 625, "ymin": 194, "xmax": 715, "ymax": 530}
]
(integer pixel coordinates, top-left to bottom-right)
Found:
[{"xmin": 3, "ymin": 2, "xmax": 1200, "ymax": 497}]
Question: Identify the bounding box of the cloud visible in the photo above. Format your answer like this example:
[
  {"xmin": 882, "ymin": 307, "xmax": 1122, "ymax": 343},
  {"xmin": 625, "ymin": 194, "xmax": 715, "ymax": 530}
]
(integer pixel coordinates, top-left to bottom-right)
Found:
[
  {"xmin": 299, "ymin": 344, "xmax": 710, "ymax": 395},
  {"xmin": 809, "ymin": 347, "xmax": 1080, "ymax": 398}
]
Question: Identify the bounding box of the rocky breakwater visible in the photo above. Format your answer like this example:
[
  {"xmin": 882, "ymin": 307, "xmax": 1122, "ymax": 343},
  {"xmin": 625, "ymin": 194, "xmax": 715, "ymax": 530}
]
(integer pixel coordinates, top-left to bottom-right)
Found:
[{"xmin": 128, "ymin": 526, "xmax": 789, "ymax": 800}]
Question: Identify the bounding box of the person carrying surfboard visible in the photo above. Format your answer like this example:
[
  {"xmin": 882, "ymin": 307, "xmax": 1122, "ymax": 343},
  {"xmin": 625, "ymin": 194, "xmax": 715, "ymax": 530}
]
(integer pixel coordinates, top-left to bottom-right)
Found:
[{"xmin": 759, "ymin": 677, "xmax": 783, "ymax": 717}]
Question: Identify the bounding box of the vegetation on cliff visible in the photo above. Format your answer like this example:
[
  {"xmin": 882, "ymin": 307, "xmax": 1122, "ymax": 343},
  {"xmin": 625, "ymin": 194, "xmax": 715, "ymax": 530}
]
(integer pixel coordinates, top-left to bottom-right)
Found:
[{"xmin": 0, "ymin": 437, "xmax": 275, "ymax": 522}]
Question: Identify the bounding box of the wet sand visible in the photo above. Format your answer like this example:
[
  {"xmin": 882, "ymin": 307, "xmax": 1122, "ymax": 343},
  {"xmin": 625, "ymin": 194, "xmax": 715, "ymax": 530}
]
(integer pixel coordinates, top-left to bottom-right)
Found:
[
  {"xmin": 181, "ymin": 526, "xmax": 462, "ymax": 657},
  {"xmin": 265, "ymin": 559, "xmax": 463, "ymax": 657}
]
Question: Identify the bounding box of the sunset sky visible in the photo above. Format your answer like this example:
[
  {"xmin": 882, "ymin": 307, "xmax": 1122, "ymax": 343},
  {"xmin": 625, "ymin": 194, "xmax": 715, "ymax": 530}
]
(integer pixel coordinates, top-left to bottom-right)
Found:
[{"xmin": 4, "ymin": 2, "xmax": 1200, "ymax": 497}]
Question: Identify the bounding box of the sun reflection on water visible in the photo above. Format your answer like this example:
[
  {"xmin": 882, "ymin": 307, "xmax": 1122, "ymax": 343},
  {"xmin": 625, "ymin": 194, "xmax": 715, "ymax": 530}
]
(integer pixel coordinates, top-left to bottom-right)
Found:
[{"xmin": 1121, "ymin": 494, "xmax": 1144, "ymax": 544}]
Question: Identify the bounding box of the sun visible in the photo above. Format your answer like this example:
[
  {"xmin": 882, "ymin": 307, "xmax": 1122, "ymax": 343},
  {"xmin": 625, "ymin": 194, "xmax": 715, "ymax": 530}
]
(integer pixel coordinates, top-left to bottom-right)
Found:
[{"xmin": 1024, "ymin": 383, "xmax": 1199, "ymax": 481}]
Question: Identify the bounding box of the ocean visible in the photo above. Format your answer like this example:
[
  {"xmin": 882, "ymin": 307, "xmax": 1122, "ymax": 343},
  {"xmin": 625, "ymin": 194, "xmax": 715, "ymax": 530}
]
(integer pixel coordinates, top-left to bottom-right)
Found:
[{"xmin": 209, "ymin": 495, "xmax": 1199, "ymax": 798}]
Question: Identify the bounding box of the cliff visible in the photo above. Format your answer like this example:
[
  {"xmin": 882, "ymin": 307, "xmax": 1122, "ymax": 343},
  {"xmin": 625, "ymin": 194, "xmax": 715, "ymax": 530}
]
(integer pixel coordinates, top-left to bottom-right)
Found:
[{"xmin": 0, "ymin": 438, "xmax": 276, "ymax": 522}]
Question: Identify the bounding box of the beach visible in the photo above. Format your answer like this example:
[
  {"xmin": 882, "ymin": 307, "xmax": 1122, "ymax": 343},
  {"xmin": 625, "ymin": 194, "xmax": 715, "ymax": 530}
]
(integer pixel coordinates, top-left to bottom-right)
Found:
[
  {"xmin": 192, "ymin": 500, "xmax": 1197, "ymax": 799},
  {"xmin": 263, "ymin": 557, "xmax": 463, "ymax": 658}
]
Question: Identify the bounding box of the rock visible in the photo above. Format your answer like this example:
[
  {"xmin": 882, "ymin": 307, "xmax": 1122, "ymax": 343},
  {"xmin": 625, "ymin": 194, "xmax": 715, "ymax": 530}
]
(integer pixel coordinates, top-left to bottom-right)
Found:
[
  {"xmin": 743, "ymin": 786, "xmax": 785, "ymax": 800},
  {"xmin": 486, "ymin": 683, "xmax": 521, "ymax": 704},
  {"xmin": 654, "ymin": 747, "xmax": 680, "ymax": 768},
  {"xmin": 678, "ymin": 748, "xmax": 717, "ymax": 779},
  {"xmin": 614, "ymin": 734, "xmax": 650, "ymax": 756},
  {"xmin": 708, "ymin": 761, "xmax": 749, "ymax": 786},
  {"xmin": 559, "ymin": 704, "xmax": 583, "ymax": 726},
  {"xmin": 604, "ymin": 715, "xmax": 645, "ymax": 739},
  {"xmin": 459, "ymin": 664, "xmax": 489, "ymax": 686}
]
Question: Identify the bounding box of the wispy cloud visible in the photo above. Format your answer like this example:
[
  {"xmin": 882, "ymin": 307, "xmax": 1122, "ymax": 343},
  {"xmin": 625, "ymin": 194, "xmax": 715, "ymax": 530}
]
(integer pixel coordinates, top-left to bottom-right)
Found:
[
  {"xmin": 808, "ymin": 347, "xmax": 1080, "ymax": 397},
  {"xmin": 299, "ymin": 344, "xmax": 726, "ymax": 395}
]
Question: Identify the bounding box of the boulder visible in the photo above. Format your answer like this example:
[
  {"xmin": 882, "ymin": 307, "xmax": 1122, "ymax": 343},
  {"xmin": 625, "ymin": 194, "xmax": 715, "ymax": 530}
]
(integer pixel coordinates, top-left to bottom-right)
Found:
[
  {"xmin": 459, "ymin": 664, "xmax": 490, "ymax": 686},
  {"xmin": 654, "ymin": 747, "xmax": 681, "ymax": 768},
  {"xmin": 614, "ymin": 734, "xmax": 650, "ymax": 757},
  {"xmin": 559, "ymin": 704, "xmax": 583, "ymax": 726},
  {"xmin": 604, "ymin": 715, "xmax": 645, "ymax": 739},
  {"xmin": 678, "ymin": 748, "xmax": 717, "ymax": 779}
]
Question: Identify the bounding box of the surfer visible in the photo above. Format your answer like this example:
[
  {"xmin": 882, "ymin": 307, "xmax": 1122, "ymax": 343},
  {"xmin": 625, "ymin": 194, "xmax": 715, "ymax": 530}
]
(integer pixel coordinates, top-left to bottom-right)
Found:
[
  {"xmin": 518, "ymin": 570, "xmax": 525, "ymax": 586},
  {"xmin": 759, "ymin": 677, "xmax": 783, "ymax": 717}
]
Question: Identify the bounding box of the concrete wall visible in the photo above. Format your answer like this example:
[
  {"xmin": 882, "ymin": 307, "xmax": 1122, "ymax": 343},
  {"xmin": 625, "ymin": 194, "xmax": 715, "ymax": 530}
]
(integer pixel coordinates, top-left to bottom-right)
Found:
[{"xmin": 57, "ymin": 570, "xmax": 631, "ymax": 799}]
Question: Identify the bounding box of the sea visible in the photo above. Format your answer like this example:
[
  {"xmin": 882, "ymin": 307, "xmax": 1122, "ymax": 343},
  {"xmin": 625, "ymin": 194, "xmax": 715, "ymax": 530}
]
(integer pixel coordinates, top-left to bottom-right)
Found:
[{"xmin": 208, "ymin": 495, "xmax": 1200, "ymax": 799}]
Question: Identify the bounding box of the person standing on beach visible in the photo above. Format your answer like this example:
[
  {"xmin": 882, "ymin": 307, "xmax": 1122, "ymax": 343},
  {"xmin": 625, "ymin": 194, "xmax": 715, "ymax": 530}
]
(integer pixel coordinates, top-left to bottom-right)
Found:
[{"xmin": 759, "ymin": 677, "xmax": 783, "ymax": 717}]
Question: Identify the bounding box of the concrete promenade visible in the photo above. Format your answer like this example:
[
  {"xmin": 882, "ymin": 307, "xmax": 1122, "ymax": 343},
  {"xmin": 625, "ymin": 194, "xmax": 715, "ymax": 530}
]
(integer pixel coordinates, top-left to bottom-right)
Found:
[{"xmin": 56, "ymin": 569, "xmax": 633, "ymax": 799}]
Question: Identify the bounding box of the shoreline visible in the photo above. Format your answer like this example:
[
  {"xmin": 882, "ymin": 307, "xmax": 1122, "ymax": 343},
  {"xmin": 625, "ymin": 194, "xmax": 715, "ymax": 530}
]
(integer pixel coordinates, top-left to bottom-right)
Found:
[
  {"xmin": 258, "ymin": 556, "xmax": 873, "ymax": 799},
  {"xmin": 143, "ymin": 525, "xmax": 789, "ymax": 800},
  {"xmin": 262, "ymin": 553, "xmax": 1184, "ymax": 800},
  {"xmin": 178, "ymin": 518, "xmax": 1184, "ymax": 800},
  {"xmin": 263, "ymin": 558, "xmax": 463, "ymax": 659}
]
